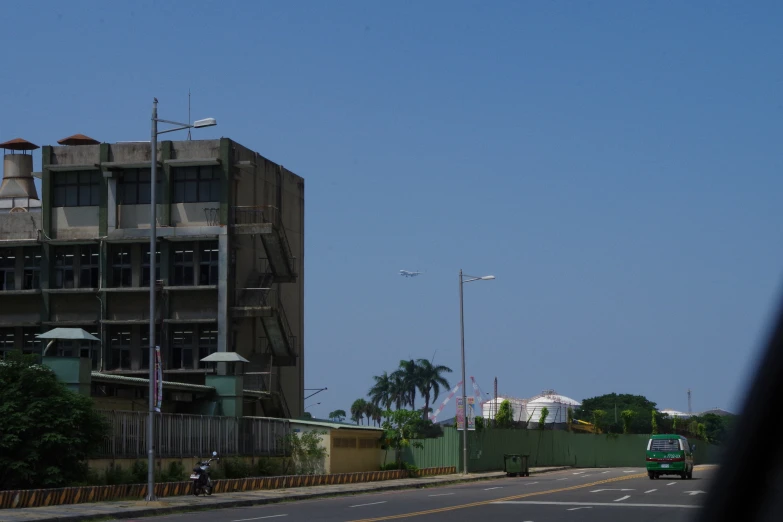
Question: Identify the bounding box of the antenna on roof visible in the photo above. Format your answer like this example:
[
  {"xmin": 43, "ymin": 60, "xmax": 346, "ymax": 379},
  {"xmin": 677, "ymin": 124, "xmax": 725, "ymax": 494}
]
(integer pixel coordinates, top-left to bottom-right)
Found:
[
  {"xmin": 687, "ymin": 388, "xmax": 692, "ymax": 414},
  {"xmin": 187, "ymin": 89, "xmax": 192, "ymax": 141}
]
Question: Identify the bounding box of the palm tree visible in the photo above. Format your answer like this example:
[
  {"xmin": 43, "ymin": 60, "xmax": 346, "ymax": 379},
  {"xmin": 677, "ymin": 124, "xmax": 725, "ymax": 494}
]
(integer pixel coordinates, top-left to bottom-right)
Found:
[
  {"xmin": 415, "ymin": 358, "xmax": 452, "ymax": 420},
  {"xmin": 369, "ymin": 372, "xmax": 394, "ymax": 411},
  {"xmin": 389, "ymin": 370, "xmax": 409, "ymax": 410},
  {"xmin": 396, "ymin": 359, "xmax": 421, "ymax": 410},
  {"xmin": 363, "ymin": 401, "xmax": 377, "ymax": 426},
  {"xmin": 370, "ymin": 404, "xmax": 383, "ymax": 427},
  {"xmin": 351, "ymin": 399, "xmax": 368, "ymax": 425}
]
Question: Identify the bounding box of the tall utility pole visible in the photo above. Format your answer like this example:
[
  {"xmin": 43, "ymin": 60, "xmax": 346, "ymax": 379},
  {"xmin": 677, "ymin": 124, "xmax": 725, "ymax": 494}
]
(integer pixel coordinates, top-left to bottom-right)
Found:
[{"xmin": 688, "ymin": 389, "xmax": 692, "ymax": 414}]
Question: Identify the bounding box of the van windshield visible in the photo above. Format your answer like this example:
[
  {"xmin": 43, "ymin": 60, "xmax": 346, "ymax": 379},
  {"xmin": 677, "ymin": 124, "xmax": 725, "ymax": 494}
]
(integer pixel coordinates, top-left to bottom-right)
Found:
[{"xmin": 650, "ymin": 439, "xmax": 682, "ymax": 451}]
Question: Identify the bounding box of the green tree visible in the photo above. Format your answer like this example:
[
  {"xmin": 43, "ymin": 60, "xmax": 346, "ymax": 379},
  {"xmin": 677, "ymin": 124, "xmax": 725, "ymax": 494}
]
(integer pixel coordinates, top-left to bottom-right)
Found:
[
  {"xmin": 328, "ymin": 409, "xmax": 347, "ymax": 423},
  {"xmin": 474, "ymin": 416, "xmax": 485, "ymax": 432},
  {"xmin": 592, "ymin": 409, "xmax": 607, "ymax": 433},
  {"xmin": 672, "ymin": 416, "xmax": 679, "ymax": 433},
  {"xmin": 281, "ymin": 430, "xmax": 328, "ymax": 475},
  {"xmin": 576, "ymin": 394, "xmax": 658, "ymax": 434},
  {"xmin": 620, "ymin": 410, "xmax": 637, "ymax": 434},
  {"xmin": 381, "ymin": 409, "xmax": 424, "ymax": 468},
  {"xmin": 351, "ymin": 399, "xmax": 368, "ymax": 425},
  {"xmin": 414, "ymin": 359, "xmax": 452, "ymax": 420},
  {"xmin": 0, "ymin": 352, "xmax": 110, "ymax": 489},
  {"xmin": 538, "ymin": 406, "xmax": 549, "ymax": 430},
  {"xmin": 567, "ymin": 407, "xmax": 574, "ymax": 432},
  {"xmin": 495, "ymin": 399, "xmax": 514, "ymax": 429},
  {"xmin": 651, "ymin": 409, "xmax": 659, "ymax": 434}
]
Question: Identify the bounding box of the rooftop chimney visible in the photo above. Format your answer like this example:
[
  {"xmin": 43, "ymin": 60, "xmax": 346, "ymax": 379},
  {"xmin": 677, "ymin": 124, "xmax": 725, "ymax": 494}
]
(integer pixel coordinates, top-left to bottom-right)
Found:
[{"xmin": 0, "ymin": 138, "xmax": 40, "ymax": 201}]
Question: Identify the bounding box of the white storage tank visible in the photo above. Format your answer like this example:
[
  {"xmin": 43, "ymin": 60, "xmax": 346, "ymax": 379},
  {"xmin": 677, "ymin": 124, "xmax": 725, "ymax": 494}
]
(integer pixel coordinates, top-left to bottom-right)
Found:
[
  {"xmin": 481, "ymin": 396, "xmax": 527, "ymax": 423},
  {"xmin": 526, "ymin": 391, "xmax": 581, "ymax": 428}
]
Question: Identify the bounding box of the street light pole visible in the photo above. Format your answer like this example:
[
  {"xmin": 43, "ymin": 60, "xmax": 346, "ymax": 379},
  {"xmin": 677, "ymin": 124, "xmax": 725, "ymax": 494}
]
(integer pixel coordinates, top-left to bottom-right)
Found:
[
  {"xmin": 146, "ymin": 99, "xmax": 217, "ymax": 502},
  {"xmin": 459, "ymin": 269, "xmax": 467, "ymax": 475},
  {"xmin": 146, "ymin": 99, "xmax": 158, "ymax": 501},
  {"xmin": 458, "ymin": 270, "xmax": 495, "ymax": 475}
]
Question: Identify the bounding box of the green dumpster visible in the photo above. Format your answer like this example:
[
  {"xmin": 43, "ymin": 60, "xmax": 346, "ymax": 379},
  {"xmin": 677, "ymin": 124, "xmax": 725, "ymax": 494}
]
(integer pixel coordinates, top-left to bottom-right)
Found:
[{"xmin": 503, "ymin": 454, "xmax": 530, "ymax": 477}]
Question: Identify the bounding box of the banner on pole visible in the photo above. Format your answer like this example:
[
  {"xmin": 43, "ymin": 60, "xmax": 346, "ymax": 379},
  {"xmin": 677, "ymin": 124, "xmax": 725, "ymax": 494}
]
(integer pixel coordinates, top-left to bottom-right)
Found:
[{"xmin": 457, "ymin": 397, "xmax": 476, "ymax": 431}]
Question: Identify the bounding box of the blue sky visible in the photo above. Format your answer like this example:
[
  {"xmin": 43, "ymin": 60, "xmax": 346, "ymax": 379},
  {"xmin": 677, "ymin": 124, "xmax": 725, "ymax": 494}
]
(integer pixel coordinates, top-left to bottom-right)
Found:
[{"xmin": 2, "ymin": 1, "xmax": 782, "ymax": 419}]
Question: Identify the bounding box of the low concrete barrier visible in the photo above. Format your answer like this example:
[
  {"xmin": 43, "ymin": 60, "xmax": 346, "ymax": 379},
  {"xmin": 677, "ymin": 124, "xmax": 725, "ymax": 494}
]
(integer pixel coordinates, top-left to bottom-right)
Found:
[{"xmin": 0, "ymin": 466, "xmax": 457, "ymax": 509}]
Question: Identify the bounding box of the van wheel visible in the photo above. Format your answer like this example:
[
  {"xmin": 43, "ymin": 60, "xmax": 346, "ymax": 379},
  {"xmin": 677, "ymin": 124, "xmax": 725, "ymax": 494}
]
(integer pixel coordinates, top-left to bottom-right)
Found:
[
  {"xmin": 687, "ymin": 469, "xmax": 693, "ymax": 479},
  {"xmin": 648, "ymin": 472, "xmax": 654, "ymax": 480},
  {"xmin": 680, "ymin": 471, "xmax": 688, "ymax": 480}
]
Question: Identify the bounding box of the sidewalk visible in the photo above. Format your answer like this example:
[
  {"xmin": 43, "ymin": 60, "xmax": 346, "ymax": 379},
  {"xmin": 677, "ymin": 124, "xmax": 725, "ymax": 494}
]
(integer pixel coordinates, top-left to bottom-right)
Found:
[{"xmin": 0, "ymin": 467, "xmax": 569, "ymax": 522}]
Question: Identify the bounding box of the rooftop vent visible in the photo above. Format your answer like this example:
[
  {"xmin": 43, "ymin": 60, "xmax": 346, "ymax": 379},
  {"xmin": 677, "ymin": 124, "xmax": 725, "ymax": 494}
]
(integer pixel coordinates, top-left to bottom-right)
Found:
[
  {"xmin": 57, "ymin": 133, "xmax": 100, "ymax": 146},
  {"xmin": 0, "ymin": 137, "xmax": 40, "ymax": 202}
]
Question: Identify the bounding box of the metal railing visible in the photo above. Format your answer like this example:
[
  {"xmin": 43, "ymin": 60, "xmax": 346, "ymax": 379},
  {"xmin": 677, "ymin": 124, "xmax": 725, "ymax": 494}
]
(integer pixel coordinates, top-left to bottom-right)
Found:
[
  {"xmin": 204, "ymin": 207, "xmax": 220, "ymax": 226},
  {"xmin": 233, "ymin": 286, "xmax": 297, "ymax": 359},
  {"xmin": 97, "ymin": 410, "xmax": 290, "ymax": 458},
  {"xmin": 230, "ymin": 205, "xmax": 297, "ymax": 276}
]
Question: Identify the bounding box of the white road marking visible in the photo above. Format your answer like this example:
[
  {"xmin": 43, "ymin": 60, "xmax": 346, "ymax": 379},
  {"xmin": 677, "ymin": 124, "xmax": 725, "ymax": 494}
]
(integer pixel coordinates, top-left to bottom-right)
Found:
[
  {"xmin": 645, "ymin": 489, "xmax": 657, "ymax": 494},
  {"xmin": 568, "ymin": 507, "xmax": 593, "ymax": 511},
  {"xmin": 231, "ymin": 515, "xmax": 288, "ymax": 522},
  {"xmin": 601, "ymin": 471, "xmax": 611, "ymax": 474},
  {"xmin": 349, "ymin": 501, "xmax": 387, "ymax": 508},
  {"xmin": 573, "ymin": 471, "xmax": 586, "ymax": 475},
  {"xmin": 492, "ymin": 501, "xmax": 700, "ymax": 509},
  {"xmin": 684, "ymin": 490, "xmax": 706, "ymax": 496},
  {"xmin": 484, "ymin": 486, "xmax": 503, "ymax": 490},
  {"xmin": 557, "ymin": 478, "xmax": 569, "ymax": 481},
  {"xmin": 614, "ymin": 495, "xmax": 631, "ymax": 502},
  {"xmin": 623, "ymin": 470, "xmax": 636, "ymax": 473},
  {"xmin": 667, "ymin": 482, "xmax": 677, "ymax": 486},
  {"xmin": 581, "ymin": 474, "xmax": 591, "ymax": 478},
  {"xmin": 523, "ymin": 482, "xmax": 539, "ymax": 485},
  {"xmin": 428, "ymin": 493, "xmax": 454, "ymax": 497},
  {"xmin": 590, "ymin": 489, "xmax": 634, "ymax": 493}
]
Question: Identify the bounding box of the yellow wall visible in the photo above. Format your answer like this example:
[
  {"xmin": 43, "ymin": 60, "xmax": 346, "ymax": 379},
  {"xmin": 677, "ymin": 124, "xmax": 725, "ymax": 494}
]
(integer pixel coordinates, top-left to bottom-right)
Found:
[{"xmin": 329, "ymin": 430, "xmax": 383, "ymax": 474}]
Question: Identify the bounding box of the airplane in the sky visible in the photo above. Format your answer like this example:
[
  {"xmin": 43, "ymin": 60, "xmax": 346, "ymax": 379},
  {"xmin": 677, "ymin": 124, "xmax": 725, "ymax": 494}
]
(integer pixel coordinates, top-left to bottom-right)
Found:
[{"xmin": 400, "ymin": 270, "xmax": 423, "ymax": 278}]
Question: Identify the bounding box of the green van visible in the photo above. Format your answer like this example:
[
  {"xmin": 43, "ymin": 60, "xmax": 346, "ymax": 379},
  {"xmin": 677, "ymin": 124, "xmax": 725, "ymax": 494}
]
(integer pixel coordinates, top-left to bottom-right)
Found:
[{"xmin": 646, "ymin": 434, "xmax": 694, "ymax": 480}]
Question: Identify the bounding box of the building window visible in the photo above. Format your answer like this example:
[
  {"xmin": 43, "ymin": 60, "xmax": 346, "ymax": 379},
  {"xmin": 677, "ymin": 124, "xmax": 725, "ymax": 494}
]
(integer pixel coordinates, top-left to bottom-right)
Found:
[
  {"xmin": 53, "ymin": 247, "xmax": 76, "ymax": 289},
  {"xmin": 118, "ymin": 168, "xmax": 162, "ymax": 205},
  {"xmin": 0, "ymin": 248, "xmax": 15, "ymax": 291},
  {"xmin": 172, "ymin": 243, "xmax": 195, "ymax": 286},
  {"xmin": 53, "ymin": 171, "xmax": 101, "ymax": 207},
  {"xmin": 0, "ymin": 328, "xmax": 15, "ymax": 359},
  {"xmin": 23, "ymin": 248, "xmax": 41, "ymax": 290},
  {"xmin": 109, "ymin": 328, "xmax": 132, "ymax": 370},
  {"xmin": 172, "ymin": 166, "xmax": 221, "ymax": 203},
  {"xmin": 140, "ymin": 325, "xmax": 162, "ymax": 370},
  {"xmin": 142, "ymin": 244, "xmax": 161, "ymax": 287},
  {"xmin": 53, "ymin": 326, "xmax": 98, "ymax": 368},
  {"xmin": 22, "ymin": 328, "xmax": 42, "ymax": 357},
  {"xmin": 79, "ymin": 245, "xmax": 100, "ymax": 288},
  {"xmin": 198, "ymin": 328, "xmax": 218, "ymax": 368},
  {"xmin": 171, "ymin": 326, "xmax": 194, "ymax": 369},
  {"xmin": 110, "ymin": 245, "xmax": 133, "ymax": 287},
  {"xmin": 199, "ymin": 242, "xmax": 219, "ymax": 286}
]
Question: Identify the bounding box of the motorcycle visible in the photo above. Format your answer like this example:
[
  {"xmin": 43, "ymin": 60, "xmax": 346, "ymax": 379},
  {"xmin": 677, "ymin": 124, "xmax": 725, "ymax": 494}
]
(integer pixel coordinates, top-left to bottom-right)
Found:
[{"xmin": 190, "ymin": 451, "xmax": 219, "ymax": 496}]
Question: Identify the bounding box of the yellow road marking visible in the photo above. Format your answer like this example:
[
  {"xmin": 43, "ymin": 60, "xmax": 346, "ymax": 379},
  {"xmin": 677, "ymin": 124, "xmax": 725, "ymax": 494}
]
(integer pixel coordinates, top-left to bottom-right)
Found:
[{"xmin": 348, "ymin": 466, "xmax": 715, "ymax": 522}]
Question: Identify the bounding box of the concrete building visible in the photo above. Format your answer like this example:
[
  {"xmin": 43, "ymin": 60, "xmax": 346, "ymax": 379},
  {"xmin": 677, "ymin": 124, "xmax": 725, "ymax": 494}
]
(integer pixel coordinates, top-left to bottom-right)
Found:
[{"xmin": 0, "ymin": 135, "xmax": 304, "ymax": 418}]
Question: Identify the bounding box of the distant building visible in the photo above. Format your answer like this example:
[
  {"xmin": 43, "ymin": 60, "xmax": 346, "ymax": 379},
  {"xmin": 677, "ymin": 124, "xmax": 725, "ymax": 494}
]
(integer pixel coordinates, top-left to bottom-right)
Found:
[{"xmin": 0, "ymin": 135, "xmax": 304, "ymax": 418}]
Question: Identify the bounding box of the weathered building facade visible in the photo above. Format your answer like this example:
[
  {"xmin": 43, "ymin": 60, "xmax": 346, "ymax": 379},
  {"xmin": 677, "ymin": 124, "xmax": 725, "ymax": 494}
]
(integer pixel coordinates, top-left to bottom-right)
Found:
[{"xmin": 0, "ymin": 136, "xmax": 304, "ymax": 418}]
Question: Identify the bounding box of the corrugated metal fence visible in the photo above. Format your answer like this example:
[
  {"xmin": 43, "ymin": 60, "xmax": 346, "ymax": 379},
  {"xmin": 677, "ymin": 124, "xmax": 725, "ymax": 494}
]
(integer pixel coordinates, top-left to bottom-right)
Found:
[
  {"xmin": 98, "ymin": 411, "xmax": 290, "ymax": 458},
  {"xmin": 387, "ymin": 426, "xmax": 723, "ymax": 471}
]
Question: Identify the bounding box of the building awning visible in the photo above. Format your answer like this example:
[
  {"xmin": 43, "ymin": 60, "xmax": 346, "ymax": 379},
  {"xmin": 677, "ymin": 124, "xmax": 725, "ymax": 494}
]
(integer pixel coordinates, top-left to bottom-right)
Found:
[
  {"xmin": 37, "ymin": 328, "xmax": 100, "ymax": 341},
  {"xmin": 200, "ymin": 352, "xmax": 249, "ymax": 363}
]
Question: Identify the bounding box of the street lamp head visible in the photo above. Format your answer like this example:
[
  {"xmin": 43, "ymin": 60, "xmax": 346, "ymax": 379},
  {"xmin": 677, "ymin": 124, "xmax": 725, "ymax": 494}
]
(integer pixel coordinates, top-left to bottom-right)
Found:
[
  {"xmin": 193, "ymin": 117, "xmax": 217, "ymax": 128},
  {"xmin": 481, "ymin": 275, "xmax": 495, "ymax": 280}
]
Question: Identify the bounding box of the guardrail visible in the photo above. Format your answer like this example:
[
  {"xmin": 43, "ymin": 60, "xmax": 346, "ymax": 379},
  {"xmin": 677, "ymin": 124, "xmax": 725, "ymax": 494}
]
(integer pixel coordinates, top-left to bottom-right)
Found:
[{"xmin": 97, "ymin": 410, "xmax": 290, "ymax": 459}]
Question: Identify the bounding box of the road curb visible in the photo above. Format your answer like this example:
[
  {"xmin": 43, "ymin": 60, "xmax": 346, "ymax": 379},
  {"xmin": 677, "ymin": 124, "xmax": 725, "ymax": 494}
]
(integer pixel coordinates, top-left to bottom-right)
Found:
[{"xmin": 12, "ymin": 467, "xmax": 572, "ymax": 522}]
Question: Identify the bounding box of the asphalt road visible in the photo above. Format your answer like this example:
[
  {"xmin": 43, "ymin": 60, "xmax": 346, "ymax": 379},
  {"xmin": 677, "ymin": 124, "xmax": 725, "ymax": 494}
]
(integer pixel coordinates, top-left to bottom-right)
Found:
[{"xmin": 116, "ymin": 466, "xmax": 714, "ymax": 522}]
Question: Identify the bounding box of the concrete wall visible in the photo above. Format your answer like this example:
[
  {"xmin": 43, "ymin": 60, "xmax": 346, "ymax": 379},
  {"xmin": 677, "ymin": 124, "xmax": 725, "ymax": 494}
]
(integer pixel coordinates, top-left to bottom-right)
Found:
[
  {"xmin": 0, "ymin": 212, "xmax": 41, "ymax": 239},
  {"xmin": 51, "ymin": 207, "xmax": 100, "ymax": 238},
  {"xmin": 171, "ymin": 202, "xmax": 218, "ymax": 227},
  {"xmin": 329, "ymin": 430, "xmax": 383, "ymax": 474}
]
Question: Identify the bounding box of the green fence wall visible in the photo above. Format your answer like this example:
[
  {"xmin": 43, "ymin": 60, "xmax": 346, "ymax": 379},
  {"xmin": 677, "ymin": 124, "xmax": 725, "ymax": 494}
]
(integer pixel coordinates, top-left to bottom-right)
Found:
[{"xmin": 387, "ymin": 427, "xmax": 722, "ymax": 471}]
